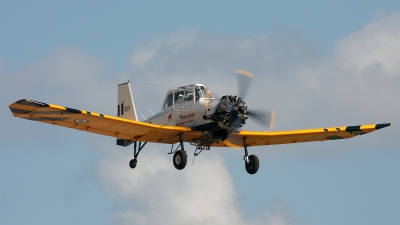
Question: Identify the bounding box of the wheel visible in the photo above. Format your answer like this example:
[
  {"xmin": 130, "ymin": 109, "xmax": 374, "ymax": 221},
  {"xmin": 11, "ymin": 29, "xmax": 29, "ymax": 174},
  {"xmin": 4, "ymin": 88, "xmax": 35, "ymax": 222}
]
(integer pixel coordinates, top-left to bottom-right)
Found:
[
  {"xmin": 173, "ymin": 150, "xmax": 187, "ymax": 170},
  {"xmin": 129, "ymin": 159, "xmax": 137, "ymax": 169},
  {"xmin": 245, "ymin": 155, "xmax": 259, "ymax": 174}
]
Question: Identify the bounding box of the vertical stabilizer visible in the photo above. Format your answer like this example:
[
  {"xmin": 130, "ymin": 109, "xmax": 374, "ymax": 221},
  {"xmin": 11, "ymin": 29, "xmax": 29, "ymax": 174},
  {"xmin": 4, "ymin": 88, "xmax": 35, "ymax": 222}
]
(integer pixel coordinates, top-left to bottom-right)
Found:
[{"xmin": 118, "ymin": 82, "xmax": 138, "ymax": 121}]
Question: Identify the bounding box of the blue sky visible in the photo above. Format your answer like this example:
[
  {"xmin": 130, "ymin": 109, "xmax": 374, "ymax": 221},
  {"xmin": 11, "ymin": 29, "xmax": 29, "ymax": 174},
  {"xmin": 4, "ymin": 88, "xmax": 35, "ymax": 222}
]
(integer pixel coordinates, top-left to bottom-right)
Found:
[
  {"xmin": 2, "ymin": 0, "xmax": 400, "ymax": 70},
  {"xmin": 1, "ymin": 1, "xmax": 400, "ymax": 225}
]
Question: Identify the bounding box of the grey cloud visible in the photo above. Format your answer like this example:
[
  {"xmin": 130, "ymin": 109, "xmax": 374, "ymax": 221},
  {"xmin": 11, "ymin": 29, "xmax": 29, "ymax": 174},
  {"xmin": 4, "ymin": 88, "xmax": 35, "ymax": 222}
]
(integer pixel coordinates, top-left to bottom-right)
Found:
[
  {"xmin": 97, "ymin": 145, "xmax": 243, "ymax": 225},
  {"xmin": 4, "ymin": 46, "xmax": 113, "ymax": 110},
  {"xmin": 334, "ymin": 12, "xmax": 400, "ymax": 74},
  {"xmin": 96, "ymin": 143, "xmax": 297, "ymax": 225},
  {"xmin": 0, "ymin": 46, "xmax": 117, "ymax": 148}
]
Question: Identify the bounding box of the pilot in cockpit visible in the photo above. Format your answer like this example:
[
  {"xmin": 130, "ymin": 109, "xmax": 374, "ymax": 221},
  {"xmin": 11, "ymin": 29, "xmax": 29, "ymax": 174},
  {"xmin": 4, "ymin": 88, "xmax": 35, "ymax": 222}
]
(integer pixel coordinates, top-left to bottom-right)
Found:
[
  {"xmin": 195, "ymin": 86, "xmax": 201, "ymax": 101},
  {"xmin": 174, "ymin": 91, "xmax": 184, "ymax": 104}
]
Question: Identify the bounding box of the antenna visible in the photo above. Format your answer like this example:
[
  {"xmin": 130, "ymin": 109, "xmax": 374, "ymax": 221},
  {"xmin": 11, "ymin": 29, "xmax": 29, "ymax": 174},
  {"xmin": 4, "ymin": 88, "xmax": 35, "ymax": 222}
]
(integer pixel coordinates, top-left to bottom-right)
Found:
[
  {"xmin": 141, "ymin": 113, "xmax": 146, "ymax": 120},
  {"xmin": 149, "ymin": 108, "xmax": 154, "ymax": 115}
]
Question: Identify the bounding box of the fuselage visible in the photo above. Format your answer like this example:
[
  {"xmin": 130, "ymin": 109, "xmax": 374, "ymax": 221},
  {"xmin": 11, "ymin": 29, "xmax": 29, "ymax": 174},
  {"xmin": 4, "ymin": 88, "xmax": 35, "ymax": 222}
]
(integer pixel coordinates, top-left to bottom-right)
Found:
[
  {"xmin": 145, "ymin": 84, "xmax": 218, "ymax": 129},
  {"xmin": 144, "ymin": 84, "xmax": 249, "ymax": 143}
]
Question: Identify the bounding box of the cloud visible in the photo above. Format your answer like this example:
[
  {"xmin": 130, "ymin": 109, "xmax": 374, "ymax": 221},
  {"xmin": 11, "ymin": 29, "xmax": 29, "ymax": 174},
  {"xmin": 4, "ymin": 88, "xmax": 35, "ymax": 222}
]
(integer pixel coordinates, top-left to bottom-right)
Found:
[
  {"xmin": 1, "ymin": 47, "xmax": 113, "ymax": 110},
  {"xmin": 97, "ymin": 148, "xmax": 244, "ymax": 225},
  {"xmin": 0, "ymin": 46, "xmax": 117, "ymax": 149},
  {"xmin": 334, "ymin": 12, "xmax": 400, "ymax": 74},
  {"xmin": 96, "ymin": 143, "xmax": 298, "ymax": 225},
  {"xmin": 251, "ymin": 201, "xmax": 299, "ymax": 225}
]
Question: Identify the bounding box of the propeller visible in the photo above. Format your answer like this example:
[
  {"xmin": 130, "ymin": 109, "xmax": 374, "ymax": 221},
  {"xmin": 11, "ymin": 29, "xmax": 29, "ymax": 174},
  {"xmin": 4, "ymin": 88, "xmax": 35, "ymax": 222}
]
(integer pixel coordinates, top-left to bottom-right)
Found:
[
  {"xmin": 236, "ymin": 69, "xmax": 275, "ymax": 131},
  {"xmin": 203, "ymin": 69, "xmax": 276, "ymax": 132},
  {"xmin": 246, "ymin": 109, "xmax": 275, "ymax": 131},
  {"xmin": 236, "ymin": 69, "xmax": 253, "ymax": 100}
]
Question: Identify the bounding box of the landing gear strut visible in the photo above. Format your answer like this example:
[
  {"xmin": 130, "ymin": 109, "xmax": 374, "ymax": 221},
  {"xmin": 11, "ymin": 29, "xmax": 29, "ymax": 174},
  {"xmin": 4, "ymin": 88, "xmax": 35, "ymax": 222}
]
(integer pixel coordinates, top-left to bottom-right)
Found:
[
  {"xmin": 129, "ymin": 141, "xmax": 147, "ymax": 169},
  {"xmin": 243, "ymin": 137, "xmax": 259, "ymax": 174},
  {"xmin": 169, "ymin": 133, "xmax": 187, "ymax": 170}
]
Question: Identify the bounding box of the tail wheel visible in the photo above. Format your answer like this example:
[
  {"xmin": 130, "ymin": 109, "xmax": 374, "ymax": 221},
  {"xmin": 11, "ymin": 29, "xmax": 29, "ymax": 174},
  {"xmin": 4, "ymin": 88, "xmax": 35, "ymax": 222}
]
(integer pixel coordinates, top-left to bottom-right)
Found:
[
  {"xmin": 173, "ymin": 150, "xmax": 187, "ymax": 170},
  {"xmin": 245, "ymin": 155, "xmax": 259, "ymax": 174}
]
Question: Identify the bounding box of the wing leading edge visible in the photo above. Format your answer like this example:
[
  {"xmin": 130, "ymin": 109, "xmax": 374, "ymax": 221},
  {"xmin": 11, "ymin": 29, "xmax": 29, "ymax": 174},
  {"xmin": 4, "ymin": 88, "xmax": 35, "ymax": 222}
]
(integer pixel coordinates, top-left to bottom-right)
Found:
[
  {"xmin": 9, "ymin": 99, "xmax": 391, "ymax": 148},
  {"xmin": 213, "ymin": 123, "xmax": 392, "ymax": 147},
  {"xmin": 9, "ymin": 99, "xmax": 201, "ymax": 144}
]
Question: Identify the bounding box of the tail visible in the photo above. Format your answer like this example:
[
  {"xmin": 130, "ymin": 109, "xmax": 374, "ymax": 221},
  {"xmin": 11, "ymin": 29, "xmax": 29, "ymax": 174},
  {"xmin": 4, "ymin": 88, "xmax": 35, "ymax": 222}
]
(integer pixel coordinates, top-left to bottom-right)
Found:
[
  {"xmin": 116, "ymin": 81, "xmax": 137, "ymax": 147},
  {"xmin": 117, "ymin": 81, "xmax": 138, "ymax": 121}
]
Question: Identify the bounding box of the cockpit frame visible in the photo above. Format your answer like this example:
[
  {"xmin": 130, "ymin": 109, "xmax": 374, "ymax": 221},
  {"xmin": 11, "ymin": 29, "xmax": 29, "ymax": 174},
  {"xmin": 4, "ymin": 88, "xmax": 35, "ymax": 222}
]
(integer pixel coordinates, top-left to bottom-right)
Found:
[{"xmin": 162, "ymin": 84, "xmax": 214, "ymax": 111}]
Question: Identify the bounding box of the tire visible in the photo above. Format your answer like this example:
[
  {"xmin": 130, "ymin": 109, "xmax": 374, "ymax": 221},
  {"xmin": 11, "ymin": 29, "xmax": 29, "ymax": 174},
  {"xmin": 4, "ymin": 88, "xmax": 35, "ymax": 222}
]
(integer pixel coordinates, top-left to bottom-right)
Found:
[
  {"xmin": 129, "ymin": 159, "xmax": 137, "ymax": 169},
  {"xmin": 173, "ymin": 150, "xmax": 187, "ymax": 170},
  {"xmin": 245, "ymin": 155, "xmax": 259, "ymax": 174}
]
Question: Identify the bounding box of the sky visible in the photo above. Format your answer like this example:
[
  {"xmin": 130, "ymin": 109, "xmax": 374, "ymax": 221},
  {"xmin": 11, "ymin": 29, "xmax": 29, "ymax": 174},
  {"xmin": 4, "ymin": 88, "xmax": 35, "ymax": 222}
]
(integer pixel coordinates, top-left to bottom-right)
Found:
[{"xmin": 1, "ymin": 1, "xmax": 400, "ymax": 225}]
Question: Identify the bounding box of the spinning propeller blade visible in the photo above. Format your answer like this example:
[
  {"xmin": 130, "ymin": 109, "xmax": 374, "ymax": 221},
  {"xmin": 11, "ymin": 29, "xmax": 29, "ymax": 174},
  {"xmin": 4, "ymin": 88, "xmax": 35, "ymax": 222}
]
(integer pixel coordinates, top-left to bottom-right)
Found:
[
  {"xmin": 236, "ymin": 69, "xmax": 253, "ymax": 100},
  {"xmin": 246, "ymin": 109, "xmax": 275, "ymax": 131},
  {"xmin": 236, "ymin": 69, "xmax": 275, "ymax": 131}
]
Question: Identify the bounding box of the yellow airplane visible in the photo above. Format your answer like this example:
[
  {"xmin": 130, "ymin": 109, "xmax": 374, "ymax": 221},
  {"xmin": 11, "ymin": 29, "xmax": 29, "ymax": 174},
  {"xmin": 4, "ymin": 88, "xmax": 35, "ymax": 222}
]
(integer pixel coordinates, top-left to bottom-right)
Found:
[{"xmin": 9, "ymin": 70, "xmax": 392, "ymax": 174}]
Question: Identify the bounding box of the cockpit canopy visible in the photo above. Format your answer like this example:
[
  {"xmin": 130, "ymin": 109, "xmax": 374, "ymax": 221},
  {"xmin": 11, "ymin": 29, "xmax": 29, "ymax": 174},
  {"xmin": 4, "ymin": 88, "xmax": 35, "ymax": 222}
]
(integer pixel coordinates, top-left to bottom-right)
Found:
[{"xmin": 163, "ymin": 84, "xmax": 214, "ymax": 109}]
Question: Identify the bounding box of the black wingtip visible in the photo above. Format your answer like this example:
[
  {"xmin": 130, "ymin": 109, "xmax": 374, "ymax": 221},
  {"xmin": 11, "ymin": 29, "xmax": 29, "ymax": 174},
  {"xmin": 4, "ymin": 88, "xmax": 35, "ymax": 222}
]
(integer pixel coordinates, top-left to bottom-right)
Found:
[
  {"xmin": 375, "ymin": 123, "xmax": 392, "ymax": 130},
  {"xmin": 15, "ymin": 99, "xmax": 50, "ymax": 107}
]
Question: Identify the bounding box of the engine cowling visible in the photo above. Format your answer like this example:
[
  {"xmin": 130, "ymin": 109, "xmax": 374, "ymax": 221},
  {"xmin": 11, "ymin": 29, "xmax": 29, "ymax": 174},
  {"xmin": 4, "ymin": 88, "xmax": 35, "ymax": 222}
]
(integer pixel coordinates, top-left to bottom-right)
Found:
[{"xmin": 205, "ymin": 95, "xmax": 248, "ymax": 130}]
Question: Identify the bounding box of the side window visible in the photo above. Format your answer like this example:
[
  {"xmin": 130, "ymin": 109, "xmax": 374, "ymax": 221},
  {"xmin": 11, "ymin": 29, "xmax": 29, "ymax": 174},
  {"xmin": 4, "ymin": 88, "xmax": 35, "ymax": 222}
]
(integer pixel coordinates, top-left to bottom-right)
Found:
[
  {"xmin": 174, "ymin": 91, "xmax": 184, "ymax": 105},
  {"xmin": 184, "ymin": 86, "xmax": 194, "ymax": 102},
  {"xmin": 195, "ymin": 86, "xmax": 201, "ymax": 101},
  {"xmin": 165, "ymin": 93, "xmax": 173, "ymax": 108}
]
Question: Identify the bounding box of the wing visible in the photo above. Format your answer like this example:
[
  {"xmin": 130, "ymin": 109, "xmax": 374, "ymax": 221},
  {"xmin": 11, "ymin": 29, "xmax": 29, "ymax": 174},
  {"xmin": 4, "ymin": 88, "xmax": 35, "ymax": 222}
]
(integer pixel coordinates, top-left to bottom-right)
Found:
[
  {"xmin": 213, "ymin": 123, "xmax": 392, "ymax": 147},
  {"xmin": 9, "ymin": 99, "xmax": 202, "ymax": 144}
]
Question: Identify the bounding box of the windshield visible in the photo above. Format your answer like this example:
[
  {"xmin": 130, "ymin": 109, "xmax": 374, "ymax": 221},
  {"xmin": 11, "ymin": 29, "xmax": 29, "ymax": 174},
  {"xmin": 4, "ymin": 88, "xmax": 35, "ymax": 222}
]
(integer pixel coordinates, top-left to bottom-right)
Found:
[{"xmin": 199, "ymin": 86, "xmax": 214, "ymax": 99}]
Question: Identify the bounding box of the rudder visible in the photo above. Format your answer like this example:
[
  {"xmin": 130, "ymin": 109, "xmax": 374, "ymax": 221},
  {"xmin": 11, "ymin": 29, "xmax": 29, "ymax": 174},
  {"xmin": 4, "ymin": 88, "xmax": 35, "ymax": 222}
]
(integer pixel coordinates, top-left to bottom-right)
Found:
[{"xmin": 117, "ymin": 81, "xmax": 138, "ymax": 121}]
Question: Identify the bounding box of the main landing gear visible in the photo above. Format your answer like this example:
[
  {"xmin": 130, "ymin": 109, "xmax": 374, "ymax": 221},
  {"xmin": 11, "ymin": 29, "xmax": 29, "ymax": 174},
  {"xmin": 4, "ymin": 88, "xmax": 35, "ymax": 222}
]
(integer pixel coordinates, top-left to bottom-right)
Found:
[
  {"xmin": 169, "ymin": 133, "xmax": 188, "ymax": 170},
  {"xmin": 129, "ymin": 141, "xmax": 147, "ymax": 169},
  {"xmin": 243, "ymin": 137, "xmax": 259, "ymax": 174},
  {"xmin": 128, "ymin": 135, "xmax": 258, "ymax": 175},
  {"xmin": 129, "ymin": 133, "xmax": 188, "ymax": 171}
]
